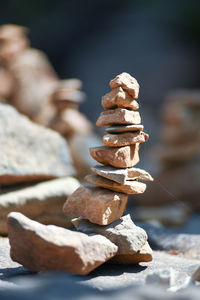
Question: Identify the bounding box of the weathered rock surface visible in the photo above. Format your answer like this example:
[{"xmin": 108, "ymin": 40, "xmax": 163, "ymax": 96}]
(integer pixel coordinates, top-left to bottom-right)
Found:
[
  {"xmin": 110, "ymin": 72, "xmax": 140, "ymax": 98},
  {"xmin": 72, "ymin": 214, "xmax": 147, "ymax": 255},
  {"xmin": 96, "ymin": 108, "xmax": 141, "ymax": 127},
  {"xmin": 90, "ymin": 144, "xmax": 139, "ymax": 168},
  {"xmin": 102, "ymin": 87, "xmax": 139, "ymax": 110},
  {"xmin": 0, "ymin": 104, "xmax": 75, "ymax": 185},
  {"xmin": 192, "ymin": 266, "xmax": 200, "ymax": 282},
  {"xmin": 102, "ymin": 131, "xmax": 148, "ymax": 147},
  {"xmin": 63, "ymin": 185, "xmax": 128, "ymax": 225},
  {"xmin": 8, "ymin": 212, "xmax": 118, "ymax": 275},
  {"xmin": 91, "ymin": 165, "xmax": 153, "ymax": 184},
  {"xmin": 85, "ymin": 174, "xmax": 146, "ymax": 194},
  {"xmin": 106, "ymin": 124, "xmax": 144, "ymax": 134},
  {"xmin": 111, "ymin": 241, "xmax": 152, "ymax": 264},
  {"xmin": 0, "ymin": 177, "xmax": 80, "ymax": 235}
]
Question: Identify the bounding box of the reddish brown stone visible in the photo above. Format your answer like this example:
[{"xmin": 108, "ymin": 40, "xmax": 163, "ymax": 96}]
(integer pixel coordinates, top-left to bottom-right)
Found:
[
  {"xmin": 102, "ymin": 131, "xmax": 148, "ymax": 147},
  {"xmin": 89, "ymin": 144, "xmax": 140, "ymax": 168},
  {"xmin": 110, "ymin": 72, "xmax": 139, "ymax": 98},
  {"xmin": 63, "ymin": 185, "xmax": 128, "ymax": 225}
]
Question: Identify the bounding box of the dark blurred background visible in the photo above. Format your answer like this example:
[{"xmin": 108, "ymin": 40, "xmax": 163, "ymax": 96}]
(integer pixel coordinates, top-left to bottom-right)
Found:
[{"xmin": 1, "ymin": 0, "xmax": 200, "ymax": 127}]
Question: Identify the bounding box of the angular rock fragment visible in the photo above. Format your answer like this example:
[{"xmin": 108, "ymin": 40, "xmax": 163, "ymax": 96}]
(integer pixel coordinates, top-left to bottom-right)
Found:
[
  {"xmin": 0, "ymin": 104, "xmax": 75, "ymax": 185},
  {"xmin": 96, "ymin": 108, "xmax": 141, "ymax": 127},
  {"xmin": 8, "ymin": 212, "xmax": 118, "ymax": 275},
  {"xmin": 0, "ymin": 177, "xmax": 80, "ymax": 235},
  {"xmin": 72, "ymin": 214, "xmax": 147, "ymax": 255},
  {"xmin": 90, "ymin": 144, "xmax": 139, "ymax": 168},
  {"xmin": 91, "ymin": 165, "xmax": 153, "ymax": 184},
  {"xmin": 106, "ymin": 124, "xmax": 144, "ymax": 134},
  {"xmin": 102, "ymin": 131, "xmax": 148, "ymax": 147},
  {"xmin": 85, "ymin": 174, "xmax": 146, "ymax": 194},
  {"xmin": 102, "ymin": 87, "xmax": 139, "ymax": 110},
  {"xmin": 63, "ymin": 185, "xmax": 128, "ymax": 225},
  {"xmin": 110, "ymin": 72, "xmax": 140, "ymax": 98},
  {"xmin": 110, "ymin": 241, "xmax": 152, "ymax": 264}
]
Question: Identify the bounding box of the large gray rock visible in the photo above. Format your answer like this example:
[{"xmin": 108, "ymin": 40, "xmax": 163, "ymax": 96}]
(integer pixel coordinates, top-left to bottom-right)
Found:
[
  {"xmin": 0, "ymin": 104, "xmax": 75, "ymax": 185},
  {"xmin": 0, "ymin": 177, "xmax": 80, "ymax": 235},
  {"xmin": 72, "ymin": 214, "xmax": 147, "ymax": 255},
  {"xmin": 8, "ymin": 212, "xmax": 118, "ymax": 275}
]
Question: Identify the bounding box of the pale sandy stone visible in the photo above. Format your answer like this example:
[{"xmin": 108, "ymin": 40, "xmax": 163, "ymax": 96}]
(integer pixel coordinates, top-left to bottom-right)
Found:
[
  {"xmin": 63, "ymin": 185, "xmax": 128, "ymax": 225},
  {"xmin": 101, "ymin": 87, "xmax": 139, "ymax": 110},
  {"xmin": 85, "ymin": 174, "xmax": 146, "ymax": 194},
  {"xmin": 110, "ymin": 241, "xmax": 153, "ymax": 264},
  {"xmin": 89, "ymin": 144, "xmax": 140, "ymax": 168},
  {"xmin": 8, "ymin": 212, "xmax": 118, "ymax": 275},
  {"xmin": 110, "ymin": 72, "xmax": 140, "ymax": 98},
  {"xmin": 91, "ymin": 165, "xmax": 153, "ymax": 184},
  {"xmin": 102, "ymin": 131, "xmax": 148, "ymax": 147},
  {"xmin": 96, "ymin": 108, "xmax": 141, "ymax": 127},
  {"xmin": 106, "ymin": 124, "xmax": 144, "ymax": 134}
]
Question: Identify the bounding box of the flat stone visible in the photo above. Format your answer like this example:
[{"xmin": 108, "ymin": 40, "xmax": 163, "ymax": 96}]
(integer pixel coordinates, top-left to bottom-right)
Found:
[
  {"xmin": 96, "ymin": 108, "xmax": 141, "ymax": 127},
  {"xmin": 102, "ymin": 131, "xmax": 148, "ymax": 147},
  {"xmin": 102, "ymin": 87, "xmax": 139, "ymax": 110},
  {"xmin": 89, "ymin": 144, "xmax": 139, "ymax": 168},
  {"xmin": 0, "ymin": 177, "xmax": 80, "ymax": 235},
  {"xmin": 72, "ymin": 214, "xmax": 147, "ymax": 255},
  {"xmin": 109, "ymin": 72, "xmax": 140, "ymax": 98},
  {"xmin": 192, "ymin": 266, "xmax": 200, "ymax": 282},
  {"xmin": 106, "ymin": 124, "xmax": 144, "ymax": 134},
  {"xmin": 8, "ymin": 212, "xmax": 118, "ymax": 275},
  {"xmin": 110, "ymin": 241, "xmax": 152, "ymax": 264},
  {"xmin": 91, "ymin": 165, "xmax": 153, "ymax": 184},
  {"xmin": 0, "ymin": 104, "xmax": 75, "ymax": 185},
  {"xmin": 63, "ymin": 185, "xmax": 128, "ymax": 225},
  {"xmin": 52, "ymin": 90, "xmax": 86, "ymax": 104},
  {"xmin": 85, "ymin": 174, "xmax": 146, "ymax": 194}
]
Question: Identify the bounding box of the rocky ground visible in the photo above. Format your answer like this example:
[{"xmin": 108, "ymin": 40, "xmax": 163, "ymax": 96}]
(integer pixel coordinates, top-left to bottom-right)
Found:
[{"xmin": 0, "ymin": 212, "xmax": 200, "ymax": 299}]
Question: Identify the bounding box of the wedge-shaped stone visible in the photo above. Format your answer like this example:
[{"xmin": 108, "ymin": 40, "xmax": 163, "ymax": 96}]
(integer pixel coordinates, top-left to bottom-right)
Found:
[
  {"xmin": 102, "ymin": 131, "xmax": 148, "ymax": 147},
  {"xmin": 110, "ymin": 241, "xmax": 153, "ymax": 264},
  {"xmin": 110, "ymin": 72, "xmax": 140, "ymax": 98},
  {"xmin": 72, "ymin": 214, "xmax": 147, "ymax": 255},
  {"xmin": 96, "ymin": 108, "xmax": 141, "ymax": 127},
  {"xmin": 102, "ymin": 87, "xmax": 139, "ymax": 110},
  {"xmin": 85, "ymin": 174, "xmax": 146, "ymax": 194},
  {"xmin": 106, "ymin": 124, "xmax": 144, "ymax": 134},
  {"xmin": 91, "ymin": 165, "xmax": 153, "ymax": 184},
  {"xmin": 63, "ymin": 185, "xmax": 128, "ymax": 225},
  {"xmin": 89, "ymin": 144, "xmax": 139, "ymax": 168},
  {"xmin": 8, "ymin": 212, "xmax": 118, "ymax": 275}
]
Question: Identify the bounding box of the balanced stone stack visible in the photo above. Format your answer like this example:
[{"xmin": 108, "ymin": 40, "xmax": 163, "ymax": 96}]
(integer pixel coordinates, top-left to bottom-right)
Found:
[{"xmin": 63, "ymin": 72, "xmax": 154, "ymax": 264}]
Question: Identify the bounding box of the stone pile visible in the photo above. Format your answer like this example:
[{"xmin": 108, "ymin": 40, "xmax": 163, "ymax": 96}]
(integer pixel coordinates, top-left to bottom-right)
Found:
[
  {"xmin": 8, "ymin": 73, "xmax": 154, "ymax": 275},
  {"xmin": 63, "ymin": 72, "xmax": 154, "ymax": 265},
  {"xmin": 48, "ymin": 80, "xmax": 100, "ymax": 178},
  {"xmin": 134, "ymin": 89, "xmax": 200, "ymax": 211}
]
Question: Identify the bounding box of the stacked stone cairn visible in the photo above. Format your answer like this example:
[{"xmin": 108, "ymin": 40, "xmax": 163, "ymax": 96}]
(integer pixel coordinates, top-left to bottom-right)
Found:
[{"xmin": 63, "ymin": 72, "xmax": 154, "ymax": 265}]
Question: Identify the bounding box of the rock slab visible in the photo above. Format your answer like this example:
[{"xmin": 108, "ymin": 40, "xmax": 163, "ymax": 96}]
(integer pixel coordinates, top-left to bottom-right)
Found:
[
  {"xmin": 8, "ymin": 212, "xmax": 118, "ymax": 275},
  {"xmin": 0, "ymin": 104, "xmax": 75, "ymax": 185}
]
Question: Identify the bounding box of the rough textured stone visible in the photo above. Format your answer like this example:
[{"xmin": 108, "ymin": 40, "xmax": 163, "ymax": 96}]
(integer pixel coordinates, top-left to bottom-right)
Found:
[
  {"xmin": 102, "ymin": 87, "xmax": 139, "ymax": 110},
  {"xmin": 89, "ymin": 144, "xmax": 139, "ymax": 168},
  {"xmin": 63, "ymin": 185, "xmax": 128, "ymax": 225},
  {"xmin": 85, "ymin": 174, "xmax": 146, "ymax": 194},
  {"xmin": 96, "ymin": 108, "xmax": 141, "ymax": 127},
  {"xmin": 0, "ymin": 177, "xmax": 80, "ymax": 235},
  {"xmin": 106, "ymin": 124, "xmax": 144, "ymax": 134},
  {"xmin": 109, "ymin": 72, "xmax": 140, "ymax": 98},
  {"xmin": 72, "ymin": 214, "xmax": 147, "ymax": 255},
  {"xmin": 102, "ymin": 131, "xmax": 148, "ymax": 147},
  {"xmin": 111, "ymin": 241, "xmax": 152, "ymax": 264},
  {"xmin": 91, "ymin": 165, "xmax": 153, "ymax": 184},
  {"xmin": 8, "ymin": 212, "xmax": 118, "ymax": 275},
  {"xmin": 0, "ymin": 104, "xmax": 75, "ymax": 185}
]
